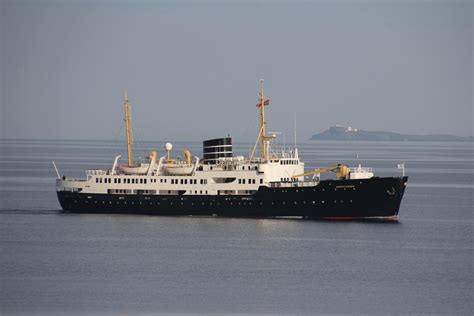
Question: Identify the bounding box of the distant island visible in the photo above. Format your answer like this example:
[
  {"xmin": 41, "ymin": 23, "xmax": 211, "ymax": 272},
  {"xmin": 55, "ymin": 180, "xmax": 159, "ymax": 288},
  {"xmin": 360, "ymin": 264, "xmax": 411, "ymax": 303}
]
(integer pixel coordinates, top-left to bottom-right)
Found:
[{"xmin": 311, "ymin": 125, "xmax": 473, "ymax": 142}]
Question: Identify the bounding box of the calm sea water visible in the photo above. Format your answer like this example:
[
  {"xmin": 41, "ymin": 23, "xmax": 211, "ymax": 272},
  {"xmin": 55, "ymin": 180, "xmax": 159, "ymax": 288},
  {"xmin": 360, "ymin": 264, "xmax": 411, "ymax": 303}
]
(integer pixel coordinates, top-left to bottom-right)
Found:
[{"xmin": 0, "ymin": 139, "xmax": 472, "ymax": 315}]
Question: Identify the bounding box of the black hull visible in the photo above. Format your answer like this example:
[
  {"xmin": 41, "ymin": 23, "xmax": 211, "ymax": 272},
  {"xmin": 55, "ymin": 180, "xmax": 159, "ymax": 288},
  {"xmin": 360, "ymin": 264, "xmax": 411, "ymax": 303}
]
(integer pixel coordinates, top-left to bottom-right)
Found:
[{"xmin": 57, "ymin": 177, "xmax": 408, "ymax": 219}]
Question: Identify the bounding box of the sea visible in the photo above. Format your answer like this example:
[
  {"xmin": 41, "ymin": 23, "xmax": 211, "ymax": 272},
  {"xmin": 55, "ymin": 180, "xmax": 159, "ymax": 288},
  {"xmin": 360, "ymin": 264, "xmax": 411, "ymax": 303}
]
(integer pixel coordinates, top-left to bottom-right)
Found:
[{"xmin": 0, "ymin": 139, "xmax": 472, "ymax": 315}]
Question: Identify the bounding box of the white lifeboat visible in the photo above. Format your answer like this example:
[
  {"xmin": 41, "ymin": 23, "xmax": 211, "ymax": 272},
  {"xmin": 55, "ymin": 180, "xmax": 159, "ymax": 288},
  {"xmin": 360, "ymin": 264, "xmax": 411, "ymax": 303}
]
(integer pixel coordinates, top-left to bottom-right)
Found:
[
  {"xmin": 116, "ymin": 164, "xmax": 149, "ymax": 175},
  {"xmin": 162, "ymin": 148, "xmax": 195, "ymax": 175},
  {"xmin": 163, "ymin": 163, "xmax": 194, "ymax": 175}
]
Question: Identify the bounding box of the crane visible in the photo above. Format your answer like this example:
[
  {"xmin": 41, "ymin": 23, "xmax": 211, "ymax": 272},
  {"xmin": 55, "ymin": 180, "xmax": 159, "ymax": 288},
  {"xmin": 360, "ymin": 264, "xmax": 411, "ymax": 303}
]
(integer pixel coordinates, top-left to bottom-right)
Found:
[{"xmin": 293, "ymin": 164, "xmax": 350, "ymax": 180}]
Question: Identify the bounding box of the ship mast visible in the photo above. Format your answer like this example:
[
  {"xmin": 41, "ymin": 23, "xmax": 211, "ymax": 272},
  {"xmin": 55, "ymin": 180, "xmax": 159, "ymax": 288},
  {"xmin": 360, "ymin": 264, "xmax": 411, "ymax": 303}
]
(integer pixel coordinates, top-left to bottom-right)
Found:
[
  {"xmin": 259, "ymin": 79, "xmax": 267, "ymax": 159},
  {"xmin": 250, "ymin": 79, "xmax": 271, "ymax": 161},
  {"xmin": 124, "ymin": 92, "xmax": 133, "ymax": 167}
]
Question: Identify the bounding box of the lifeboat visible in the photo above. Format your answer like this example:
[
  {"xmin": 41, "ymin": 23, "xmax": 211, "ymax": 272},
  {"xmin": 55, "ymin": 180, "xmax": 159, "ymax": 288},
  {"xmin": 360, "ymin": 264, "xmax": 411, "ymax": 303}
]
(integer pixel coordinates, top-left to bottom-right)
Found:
[
  {"xmin": 116, "ymin": 164, "xmax": 149, "ymax": 175},
  {"xmin": 163, "ymin": 163, "xmax": 194, "ymax": 175},
  {"xmin": 163, "ymin": 149, "xmax": 196, "ymax": 175}
]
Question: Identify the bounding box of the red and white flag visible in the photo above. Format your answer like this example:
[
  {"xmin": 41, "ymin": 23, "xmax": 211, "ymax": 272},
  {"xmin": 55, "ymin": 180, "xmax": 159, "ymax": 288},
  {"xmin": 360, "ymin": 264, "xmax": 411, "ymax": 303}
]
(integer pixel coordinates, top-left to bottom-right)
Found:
[{"xmin": 256, "ymin": 99, "xmax": 270, "ymax": 107}]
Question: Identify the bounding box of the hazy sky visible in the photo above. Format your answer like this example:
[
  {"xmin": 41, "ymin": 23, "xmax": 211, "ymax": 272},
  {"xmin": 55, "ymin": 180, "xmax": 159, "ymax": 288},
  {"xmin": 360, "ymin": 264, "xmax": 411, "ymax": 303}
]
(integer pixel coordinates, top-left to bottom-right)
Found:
[{"xmin": 1, "ymin": 0, "xmax": 472, "ymax": 141}]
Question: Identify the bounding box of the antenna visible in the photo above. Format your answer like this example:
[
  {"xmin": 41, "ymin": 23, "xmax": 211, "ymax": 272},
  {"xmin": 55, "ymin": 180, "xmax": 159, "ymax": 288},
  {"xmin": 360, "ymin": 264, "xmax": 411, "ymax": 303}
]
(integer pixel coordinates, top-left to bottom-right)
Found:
[{"xmin": 294, "ymin": 113, "xmax": 297, "ymax": 148}]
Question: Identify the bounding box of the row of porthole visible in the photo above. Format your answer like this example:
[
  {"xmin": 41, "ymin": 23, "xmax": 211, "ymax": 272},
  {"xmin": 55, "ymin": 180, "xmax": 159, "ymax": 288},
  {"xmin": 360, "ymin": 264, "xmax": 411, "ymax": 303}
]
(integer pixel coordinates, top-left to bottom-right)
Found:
[{"xmin": 77, "ymin": 199, "xmax": 354, "ymax": 206}]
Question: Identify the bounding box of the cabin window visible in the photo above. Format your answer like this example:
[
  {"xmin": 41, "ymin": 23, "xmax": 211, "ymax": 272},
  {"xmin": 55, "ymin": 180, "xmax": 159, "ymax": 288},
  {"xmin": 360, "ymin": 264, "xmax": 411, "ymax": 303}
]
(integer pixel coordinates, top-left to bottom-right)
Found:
[
  {"xmin": 238, "ymin": 179, "xmax": 241, "ymax": 184},
  {"xmin": 96, "ymin": 178, "xmax": 99, "ymax": 183},
  {"xmin": 114, "ymin": 179, "xmax": 117, "ymax": 183},
  {"xmin": 242, "ymin": 179, "xmax": 246, "ymax": 184},
  {"xmin": 260, "ymin": 179, "xmax": 263, "ymax": 184},
  {"xmin": 242, "ymin": 166, "xmax": 245, "ymax": 170},
  {"xmin": 200, "ymin": 190, "xmax": 203, "ymax": 194},
  {"xmin": 144, "ymin": 179, "xmax": 147, "ymax": 184},
  {"xmin": 99, "ymin": 178, "xmax": 102, "ymax": 183}
]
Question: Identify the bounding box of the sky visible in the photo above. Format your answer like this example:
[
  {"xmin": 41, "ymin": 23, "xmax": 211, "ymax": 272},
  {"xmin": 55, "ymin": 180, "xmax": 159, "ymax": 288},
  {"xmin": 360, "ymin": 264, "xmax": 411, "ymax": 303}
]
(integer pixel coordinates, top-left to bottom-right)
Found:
[{"xmin": 1, "ymin": 0, "xmax": 472, "ymax": 142}]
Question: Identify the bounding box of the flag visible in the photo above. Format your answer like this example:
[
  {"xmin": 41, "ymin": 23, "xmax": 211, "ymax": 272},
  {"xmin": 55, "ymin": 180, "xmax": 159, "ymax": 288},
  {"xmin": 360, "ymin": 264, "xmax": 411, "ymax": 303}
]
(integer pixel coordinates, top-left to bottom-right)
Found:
[
  {"xmin": 397, "ymin": 163, "xmax": 405, "ymax": 169},
  {"xmin": 256, "ymin": 99, "xmax": 270, "ymax": 107}
]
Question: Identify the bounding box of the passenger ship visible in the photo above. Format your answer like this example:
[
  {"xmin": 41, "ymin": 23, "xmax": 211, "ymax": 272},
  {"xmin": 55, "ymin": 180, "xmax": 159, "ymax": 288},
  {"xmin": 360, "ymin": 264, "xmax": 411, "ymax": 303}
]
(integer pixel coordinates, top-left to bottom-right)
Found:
[{"xmin": 56, "ymin": 81, "xmax": 408, "ymax": 219}]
